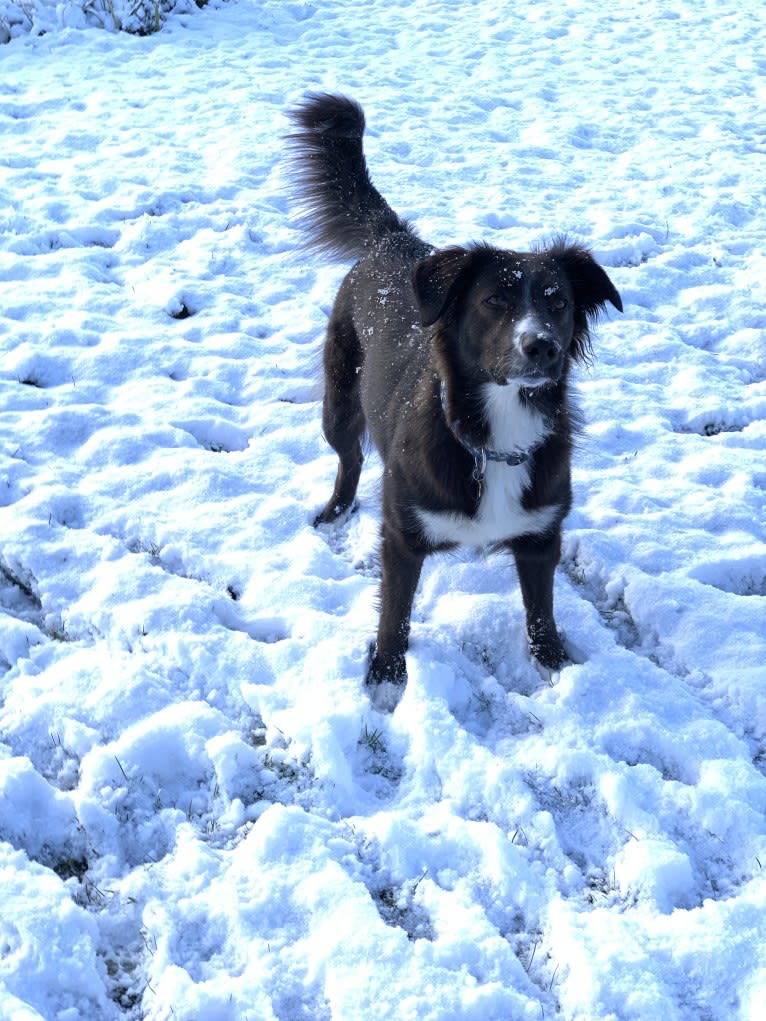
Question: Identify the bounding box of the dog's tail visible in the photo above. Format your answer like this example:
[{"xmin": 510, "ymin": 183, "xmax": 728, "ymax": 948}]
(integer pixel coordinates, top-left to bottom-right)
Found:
[{"xmin": 287, "ymin": 93, "xmax": 419, "ymax": 261}]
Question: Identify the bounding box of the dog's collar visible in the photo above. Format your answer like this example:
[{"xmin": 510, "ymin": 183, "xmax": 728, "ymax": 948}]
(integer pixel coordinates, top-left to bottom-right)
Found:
[{"xmin": 439, "ymin": 381, "xmax": 534, "ymax": 489}]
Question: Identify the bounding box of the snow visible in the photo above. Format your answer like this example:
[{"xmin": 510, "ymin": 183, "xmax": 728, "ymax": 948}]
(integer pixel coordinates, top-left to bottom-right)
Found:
[{"xmin": 1, "ymin": 1, "xmax": 765, "ymax": 1018}]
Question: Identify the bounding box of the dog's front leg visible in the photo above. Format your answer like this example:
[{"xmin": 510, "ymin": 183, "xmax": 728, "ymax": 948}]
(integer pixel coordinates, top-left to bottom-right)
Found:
[
  {"xmin": 367, "ymin": 523, "xmax": 425, "ymax": 704},
  {"xmin": 510, "ymin": 530, "xmax": 568, "ymax": 671}
]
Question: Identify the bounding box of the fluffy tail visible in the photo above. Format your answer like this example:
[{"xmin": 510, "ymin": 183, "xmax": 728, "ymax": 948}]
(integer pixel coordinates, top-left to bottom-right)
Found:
[{"xmin": 286, "ymin": 93, "xmax": 418, "ymax": 261}]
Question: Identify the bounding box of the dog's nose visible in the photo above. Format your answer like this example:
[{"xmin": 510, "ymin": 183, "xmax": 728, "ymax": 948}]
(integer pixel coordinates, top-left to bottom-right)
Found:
[{"xmin": 520, "ymin": 333, "xmax": 560, "ymax": 368}]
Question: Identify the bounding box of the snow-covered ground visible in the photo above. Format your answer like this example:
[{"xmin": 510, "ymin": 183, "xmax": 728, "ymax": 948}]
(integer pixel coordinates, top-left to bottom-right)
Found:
[{"xmin": 1, "ymin": 1, "xmax": 765, "ymax": 1018}]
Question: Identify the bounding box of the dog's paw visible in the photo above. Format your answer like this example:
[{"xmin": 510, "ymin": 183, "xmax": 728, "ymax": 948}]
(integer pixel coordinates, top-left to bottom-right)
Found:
[
  {"xmin": 528, "ymin": 621, "xmax": 569, "ymax": 671},
  {"xmin": 367, "ymin": 678, "xmax": 406, "ymax": 713},
  {"xmin": 531, "ymin": 632, "xmax": 584, "ymax": 686},
  {"xmin": 533, "ymin": 658, "xmax": 562, "ymax": 687},
  {"xmin": 313, "ymin": 501, "xmax": 358, "ymax": 528},
  {"xmin": 365, "ymin": 642, "xmax": 406, "ymax": 712},
  {"xmin": 529, "ymin": 643, "xmax": 568, "ymax": 675}
]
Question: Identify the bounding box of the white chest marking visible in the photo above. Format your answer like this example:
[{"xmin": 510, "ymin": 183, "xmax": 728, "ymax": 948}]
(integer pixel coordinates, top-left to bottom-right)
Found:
[{"xmin": 416, "ymin": 383, "xmax": 561, "ymax": 546}]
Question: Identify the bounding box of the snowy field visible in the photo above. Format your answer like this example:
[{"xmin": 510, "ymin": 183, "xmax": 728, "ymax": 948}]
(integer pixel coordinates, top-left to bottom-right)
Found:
[{"xmin": 1, "ymin": 1, "xmax": 766, "ymax": 1018}]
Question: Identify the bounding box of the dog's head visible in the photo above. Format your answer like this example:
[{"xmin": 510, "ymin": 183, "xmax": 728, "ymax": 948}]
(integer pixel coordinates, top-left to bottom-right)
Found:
[{"xmin": 412, "ymin": 241, "xmax": 622, "ymax": 387}]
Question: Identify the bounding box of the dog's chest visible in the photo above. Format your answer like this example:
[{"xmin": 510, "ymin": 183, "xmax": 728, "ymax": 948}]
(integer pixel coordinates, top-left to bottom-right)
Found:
[{"xmin": 416, "ymin": 384, "xmax": 561, "ymax": 546}]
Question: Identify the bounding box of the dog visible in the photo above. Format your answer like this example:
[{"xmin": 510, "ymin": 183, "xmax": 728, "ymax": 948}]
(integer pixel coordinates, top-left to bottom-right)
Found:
[{"xmin": 287, "ymin": 93, "xmax": 622, "ymax": 709}]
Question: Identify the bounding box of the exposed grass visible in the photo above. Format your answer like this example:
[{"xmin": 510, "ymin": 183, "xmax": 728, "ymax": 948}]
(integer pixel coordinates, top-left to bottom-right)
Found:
[{"xmin": 2, "ymin": 0, "xmax": 218, "ymax": 42}]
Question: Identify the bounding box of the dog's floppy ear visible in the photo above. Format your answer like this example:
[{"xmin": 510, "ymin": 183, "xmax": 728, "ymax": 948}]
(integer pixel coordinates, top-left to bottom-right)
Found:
[
  {"xmin": 554, "ymin": 243, "xmax": 623, "ymax": 318},
  {"xmin": 412, "ymin": 247, "xmax": 476, "ymax": 326}
]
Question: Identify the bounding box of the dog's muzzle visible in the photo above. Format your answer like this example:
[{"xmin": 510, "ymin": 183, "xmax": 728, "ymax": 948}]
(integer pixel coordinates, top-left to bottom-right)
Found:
[{"xmin": 518, "ymin": 331, "xmax": 563, "ymax": 377}]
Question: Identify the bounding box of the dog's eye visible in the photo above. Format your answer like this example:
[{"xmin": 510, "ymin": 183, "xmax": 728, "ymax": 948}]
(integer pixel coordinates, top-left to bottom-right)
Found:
[
  {"xmin": 484, "ymin": 294, "xmax": 509, "ymax": 310},
  {"xmin": 550, "ymin": 297, "xmax": 568, "ymax": 311}
]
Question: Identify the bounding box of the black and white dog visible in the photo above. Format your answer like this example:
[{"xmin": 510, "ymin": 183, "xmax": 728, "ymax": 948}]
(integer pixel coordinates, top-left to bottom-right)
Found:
[{"xmin": 288, "ymin": 93, "xmax": 622, "ymax": 709}]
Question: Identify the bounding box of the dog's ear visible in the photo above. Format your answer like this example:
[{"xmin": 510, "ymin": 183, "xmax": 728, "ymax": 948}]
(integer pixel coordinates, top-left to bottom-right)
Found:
[
  {"xmin": 554, "ymin": 244, "xmax": 623, "ymax": 318},
  {"xmin": 412, "ymin": 247, "xmax": 476, "ymax": 326}
]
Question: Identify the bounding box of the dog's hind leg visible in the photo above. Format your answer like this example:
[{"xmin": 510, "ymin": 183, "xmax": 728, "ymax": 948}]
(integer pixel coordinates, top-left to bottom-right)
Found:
[{"xmin": 314, "ymin": 306, "xmax": 365, "ymax": 526}]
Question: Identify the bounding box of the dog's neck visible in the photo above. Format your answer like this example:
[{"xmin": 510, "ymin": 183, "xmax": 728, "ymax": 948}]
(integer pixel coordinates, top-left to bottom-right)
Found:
[{"xmin": 439, "ymin": 380, "xmax": 541, "ymax": 487}]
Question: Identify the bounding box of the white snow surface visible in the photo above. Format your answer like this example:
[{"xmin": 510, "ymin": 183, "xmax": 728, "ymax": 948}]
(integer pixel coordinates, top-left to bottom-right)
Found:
[{"xmin": 1, "ymin": 2, "xmax": 765, "ymax": 1019}]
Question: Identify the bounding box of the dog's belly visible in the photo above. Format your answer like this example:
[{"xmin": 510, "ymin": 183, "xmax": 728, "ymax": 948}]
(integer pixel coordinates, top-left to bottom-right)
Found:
[{"xmin": 416, "ymin": 461, "xmax": 561, "ymax": 546}]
